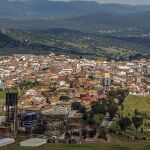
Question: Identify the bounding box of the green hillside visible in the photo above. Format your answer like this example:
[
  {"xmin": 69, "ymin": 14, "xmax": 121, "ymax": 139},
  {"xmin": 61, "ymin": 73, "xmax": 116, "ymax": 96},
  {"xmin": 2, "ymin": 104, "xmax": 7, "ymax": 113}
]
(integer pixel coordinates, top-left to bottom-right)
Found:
[
  {"xmin": 1, "ymin": 29, "xmax": 149, "ymax": 60},
  {"xmin": 1, "ymin": 0, "xmax": 150, "ymax": 20},
  {"xmin": 123, "ymin": 95, "xmax": 150, "ymax": 116}
]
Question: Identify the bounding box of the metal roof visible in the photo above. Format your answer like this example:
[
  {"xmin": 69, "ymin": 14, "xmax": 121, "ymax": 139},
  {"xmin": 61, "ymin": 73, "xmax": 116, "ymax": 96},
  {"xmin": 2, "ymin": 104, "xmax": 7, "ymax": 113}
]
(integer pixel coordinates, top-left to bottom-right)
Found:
[{"xmin": 24, "ymin": 112, "xmax": 37, "ymax": 116}]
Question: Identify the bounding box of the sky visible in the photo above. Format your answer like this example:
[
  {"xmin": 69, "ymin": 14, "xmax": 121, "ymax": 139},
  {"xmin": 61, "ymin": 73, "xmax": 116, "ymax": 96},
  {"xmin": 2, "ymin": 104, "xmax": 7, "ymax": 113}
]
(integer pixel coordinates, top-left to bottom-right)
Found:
[
  {"xmin": 97, "ymin": 0, "xmax": 150, "ymax": 5},
  {"xmin": 11, "ymin": 0, "xmax": 150, "ymax": 5},
  {"xmin": 52, "ymin": 0, "xmax": 150, "ymax": 5}
]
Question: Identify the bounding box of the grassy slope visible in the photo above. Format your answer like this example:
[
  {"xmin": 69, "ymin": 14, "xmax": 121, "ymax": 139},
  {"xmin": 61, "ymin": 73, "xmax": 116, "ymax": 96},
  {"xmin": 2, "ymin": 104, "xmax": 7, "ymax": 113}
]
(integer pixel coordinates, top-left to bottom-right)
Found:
[{"xmin": 123, "ymin": 95, "xmax": 150, "ymax": 116}]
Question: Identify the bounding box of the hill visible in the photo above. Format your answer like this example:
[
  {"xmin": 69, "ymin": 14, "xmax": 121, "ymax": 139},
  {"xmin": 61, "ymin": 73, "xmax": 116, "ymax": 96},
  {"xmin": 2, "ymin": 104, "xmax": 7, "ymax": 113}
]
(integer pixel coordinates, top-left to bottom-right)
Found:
[
  {"xmin": 0, "ymin": 30, "xmax": 71, "ymax": 55},
  {"xmin": 0, "ymin": 28, "xmax": 150, "ymax": 60},
  {"xmin": 1, "ymin": 0, "xmax": 150, "ymax": 20},
  {"xmin": 45, "ymin": 11, "xmax": 150, "ymax": 33},
  {"xmin": 1, "ymin": 11, "xmax": 150, "ymax": 34}
]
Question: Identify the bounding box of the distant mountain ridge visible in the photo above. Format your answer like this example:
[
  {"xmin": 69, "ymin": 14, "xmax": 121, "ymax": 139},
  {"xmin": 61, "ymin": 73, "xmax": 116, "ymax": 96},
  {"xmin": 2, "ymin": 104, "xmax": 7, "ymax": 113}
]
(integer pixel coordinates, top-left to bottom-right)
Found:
[
  {"xmin": 1, "ymin": 0, "xmax": 150, "ymax": 20},
  {"xmin": 1, "ymin": 10, "xmax": 150, "ymax": 33}
]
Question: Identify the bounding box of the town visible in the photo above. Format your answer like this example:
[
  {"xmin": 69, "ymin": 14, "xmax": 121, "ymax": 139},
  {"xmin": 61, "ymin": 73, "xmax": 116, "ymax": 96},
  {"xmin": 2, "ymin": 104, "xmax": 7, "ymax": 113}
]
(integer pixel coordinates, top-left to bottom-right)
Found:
[{"xmin": 0, "ymin": 53, "xmax": 150, "ymax": 148}]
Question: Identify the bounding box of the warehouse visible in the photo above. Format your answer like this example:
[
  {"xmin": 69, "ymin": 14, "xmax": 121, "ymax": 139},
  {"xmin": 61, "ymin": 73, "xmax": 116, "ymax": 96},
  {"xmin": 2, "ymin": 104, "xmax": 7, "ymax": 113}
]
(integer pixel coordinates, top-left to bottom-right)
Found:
[
  {"xmin": 20, "ymin": 138, "xmax": 47, "ymax": 147},
  {"xmin": 0, "ymin": 138, "xmax": 15, "ymax": 147}
]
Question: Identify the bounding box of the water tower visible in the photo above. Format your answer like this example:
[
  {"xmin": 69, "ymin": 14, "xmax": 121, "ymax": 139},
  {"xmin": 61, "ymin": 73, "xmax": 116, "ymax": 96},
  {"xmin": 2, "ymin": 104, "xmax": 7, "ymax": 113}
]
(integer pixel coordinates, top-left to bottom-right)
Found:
[{"xmin": 6, "ymin": 93, "xmax": 18, "ymax": 134}]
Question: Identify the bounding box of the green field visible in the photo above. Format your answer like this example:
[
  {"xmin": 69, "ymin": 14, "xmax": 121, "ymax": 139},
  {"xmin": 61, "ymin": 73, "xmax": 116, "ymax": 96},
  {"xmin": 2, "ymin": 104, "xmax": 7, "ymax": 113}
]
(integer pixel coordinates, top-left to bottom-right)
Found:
[
  {"xmin": 1, "ymin": 135, "xmax": 150, "ymax": 150},
  {"xmin": 123, "ymin": 95, "xmax": 150, "ymax": 116}
]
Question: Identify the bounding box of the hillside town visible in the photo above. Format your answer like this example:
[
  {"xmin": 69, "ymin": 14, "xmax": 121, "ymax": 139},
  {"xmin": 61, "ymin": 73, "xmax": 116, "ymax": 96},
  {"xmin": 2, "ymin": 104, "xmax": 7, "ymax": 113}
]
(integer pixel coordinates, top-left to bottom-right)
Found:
[
  {"xmin": 0, "ymin": 53, "xmax": 150, "ymax": 147},
  {"xmin": 0, "ymin": 53, "xmax": 150, "ymax": 96}
]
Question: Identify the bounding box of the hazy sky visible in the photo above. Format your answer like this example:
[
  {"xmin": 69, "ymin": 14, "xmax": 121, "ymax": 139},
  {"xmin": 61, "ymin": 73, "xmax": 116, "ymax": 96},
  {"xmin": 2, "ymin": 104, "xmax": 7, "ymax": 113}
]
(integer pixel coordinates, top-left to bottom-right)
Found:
[
  {"xmin": 97, "ymin": 0, "xmax": 150, "ymax": 5},
  {"xmin": 12, "ymin": 0, "xmax": 150, "ymax": 5},
  {"xmin": 52, "ymin": 0, "xmax": 150, "ymax": 5}
]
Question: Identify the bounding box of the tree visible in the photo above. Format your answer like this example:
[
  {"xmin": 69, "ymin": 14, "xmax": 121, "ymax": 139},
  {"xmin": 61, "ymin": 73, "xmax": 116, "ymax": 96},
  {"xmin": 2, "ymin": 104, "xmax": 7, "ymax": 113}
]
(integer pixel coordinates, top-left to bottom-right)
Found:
[
  {"xmin": 83, "ymin": 112, "xmax": 88, "ymax": 120},
  {"xmin": 79, "ymin": 105, "xmax": 86, "ymax": 114},
  {"xmin": 71, "ymin": 102, "xmax": 86, "ymax": 114},
  {"xmin": 59, "ymin": 95, "xmax": 70, "ymax": 101},
  {"xmin": 88, "ymin": 75, "xmax": 95, "ymax": 80},
  {"xmin": 91, "ymin": 99, "xmax": 108, "ymax": 115},
  {"xmin": 107, "ymin": 103, "xmax": 118, "ymax": 119},
  {"xmin": 106, "ymin": 89, "xmax": 129, "ymax": 104},
  {"xmin": 71, "ymin": 102, "xmax": 82, "ymax": 110},
  {"xmin": 141, "ymin": 127, "xmax": 144, "ymax": 133},
  {"xmin": 121, "ymin": 105, "xmax": 124, "ymax": 111},
  {"xmin": 134, "ymin": 109, "xmax": 140, "ymax": 116},
  {"xmin": 33, "ymin": 125, "xmax": 46, "ymax": 134},
  {"xmin": 106, "ymin": 89, "xmax": 117, "ymax": 101},
  {"xmin": 82, "ymin": 129, "xmax": 88, "ymax": 139},
  {"xmin": 132, "ymin": 116, "xmax": 143, "ymax": 130},
  {"xmin": 118, "ymin": 117, "xmax": 132, "ymax": 131},
  {"xmin": 116, "ymin": 89, "xmax": 129, "ymax": 104},
  {"xmin": 98, "ymin": 128, "xmax": 106, "ymax": 139},
  {"xmin": 92, "ymin": 114, "xmax": 104, "ymax": 125}
]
